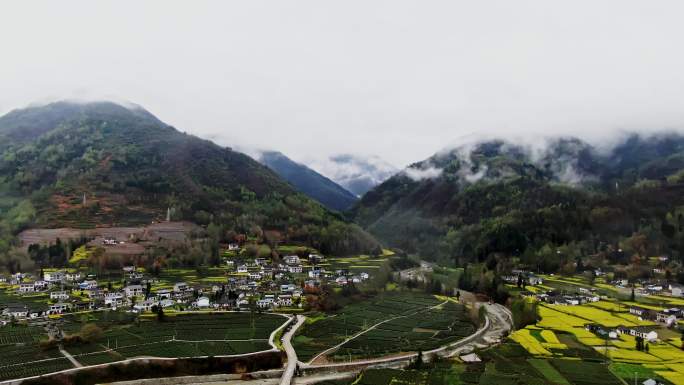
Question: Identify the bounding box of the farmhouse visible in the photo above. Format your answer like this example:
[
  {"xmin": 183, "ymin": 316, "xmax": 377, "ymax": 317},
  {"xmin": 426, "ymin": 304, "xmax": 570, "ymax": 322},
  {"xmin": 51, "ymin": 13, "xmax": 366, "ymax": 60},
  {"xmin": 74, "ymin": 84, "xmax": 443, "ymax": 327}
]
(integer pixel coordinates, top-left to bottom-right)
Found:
[
  {"xmin": 671, "ymin": 284, "xmax": 684, "ymax": 297},
  {"xmin": 284, "ymin": 255, "xmax": 300, "ymax": 265},
  {"xmin": 196, "ymin": 297, "xmax": 211, "ymax": 308},
  {"xmin": 44, "ymin": 271, "xmax": 65, "ymax": 283},
  {"xmin": 49, "ymin": 303, "xmax": 72, "ymax": 314},
  {"xmin": 124, "ymin": 285, "xmax": 143, "ymax": 297},
  {"xmin": 617, "ymin": 326, "xmax": 659, "ymax": 342},
  {"xmin": 134, "ymin": 299, "xmax": 158, "ymax": 312},
  {"xmin": 105, "ymin": 293, "xmax": 125, "ymax": 307},
  {"xmin": 173, "ymin": 282, "xmax": 189, "ymax": 293},
  {"xmin": 655, "ymin": 308, "xmax": 681, "ymax": 326},
  {"xmin": 3, "ymin": 305, "xmax": 29, "ymax": 319},
  {"xmin": 50, "ymin": 291, "xmax": 70, "ymax": 301},
  {"xmin": 18, "ymin": 283, "xmax": 35, "ymax": 293}
]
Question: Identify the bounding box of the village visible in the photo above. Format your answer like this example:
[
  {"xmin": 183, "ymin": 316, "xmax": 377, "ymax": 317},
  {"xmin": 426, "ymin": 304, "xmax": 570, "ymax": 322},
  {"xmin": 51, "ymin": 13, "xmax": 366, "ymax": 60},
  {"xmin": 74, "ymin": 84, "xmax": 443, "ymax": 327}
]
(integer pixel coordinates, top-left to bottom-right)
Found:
[{"xmin": 0, "ymin": 241, "xmax": 373, "ymax": 324}]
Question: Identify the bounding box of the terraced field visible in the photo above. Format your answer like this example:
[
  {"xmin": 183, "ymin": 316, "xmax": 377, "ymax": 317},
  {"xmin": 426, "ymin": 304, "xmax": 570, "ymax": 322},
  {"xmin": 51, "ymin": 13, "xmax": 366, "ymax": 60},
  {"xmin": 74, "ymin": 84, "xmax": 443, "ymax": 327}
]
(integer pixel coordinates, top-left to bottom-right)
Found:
[
  {"xmin": 293, "ymin": 292, "xmax": 472, "ymax": 362},
  {"xmin": 0, "ymin": 312, "xmax": 285, "ymax": 382},
  {"xmin": 333, "ymin": 301, "xmax": 475, "ymax": 360}
]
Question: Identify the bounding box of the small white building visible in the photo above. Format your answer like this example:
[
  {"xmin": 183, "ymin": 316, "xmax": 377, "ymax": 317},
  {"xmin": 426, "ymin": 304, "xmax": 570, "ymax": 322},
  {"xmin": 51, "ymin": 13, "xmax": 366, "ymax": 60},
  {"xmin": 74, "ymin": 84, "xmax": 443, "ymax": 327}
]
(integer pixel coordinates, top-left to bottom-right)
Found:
[
  {"xmin": 44, "ymin": 271, "xmax": 65, "ymax": 283},
  {"xmin": 50, "ymin": 291, "xmax": 70, "ymax": 301},
  {"xmin": 173, "ymin": 282, "xmax": 189, "ymax": 293},
  {"xmin": 284, "ymin": 255, "xmax": 300, "ymax": 265},
  {"xmin": 287, "ymin": 265, "xmax": 303, "ymax": 274},
  {"xmin": 49, "ymin": 303, "xmax": 71, "ymax": 314},
  {"xmin": 124, "ymin": 285, "xmax": 144, "ymax": 298},
  {"xmin": 196, "ymin": 297, "xmax": 211, "ymax": 308}
]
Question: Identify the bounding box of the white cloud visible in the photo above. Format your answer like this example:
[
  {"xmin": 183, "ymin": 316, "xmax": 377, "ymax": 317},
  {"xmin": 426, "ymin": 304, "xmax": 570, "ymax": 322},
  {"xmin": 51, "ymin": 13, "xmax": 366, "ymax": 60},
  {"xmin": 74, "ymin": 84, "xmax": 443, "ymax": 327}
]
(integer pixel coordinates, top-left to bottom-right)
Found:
[
  {"xmin": 2, "ymin": 1, "xmax": 684, "ymax": 167},
  {"xmin": 403, "ymin": 165, "xmax": 443, "ymax": 181}
]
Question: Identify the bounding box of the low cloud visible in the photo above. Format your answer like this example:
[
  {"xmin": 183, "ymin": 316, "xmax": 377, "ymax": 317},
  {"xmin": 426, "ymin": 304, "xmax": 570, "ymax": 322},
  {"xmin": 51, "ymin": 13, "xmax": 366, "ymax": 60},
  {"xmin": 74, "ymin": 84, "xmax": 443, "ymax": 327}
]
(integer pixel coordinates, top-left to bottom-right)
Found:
[{"xmin": 403, "ymin": 165, "xmax": 443, "ymax": 181}]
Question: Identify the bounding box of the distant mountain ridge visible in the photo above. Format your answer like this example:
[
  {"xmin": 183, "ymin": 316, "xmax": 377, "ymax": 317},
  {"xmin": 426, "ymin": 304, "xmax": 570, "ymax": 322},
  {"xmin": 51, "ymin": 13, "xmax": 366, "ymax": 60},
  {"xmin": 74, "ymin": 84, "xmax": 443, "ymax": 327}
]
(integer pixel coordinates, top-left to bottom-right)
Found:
[
  {"xmin": 306, "ymin": 154, "xmax": 398, "ymax": 197},
  {"xmin": 258, "ymin": 151, "xmax": 358, "ymax": 212}
]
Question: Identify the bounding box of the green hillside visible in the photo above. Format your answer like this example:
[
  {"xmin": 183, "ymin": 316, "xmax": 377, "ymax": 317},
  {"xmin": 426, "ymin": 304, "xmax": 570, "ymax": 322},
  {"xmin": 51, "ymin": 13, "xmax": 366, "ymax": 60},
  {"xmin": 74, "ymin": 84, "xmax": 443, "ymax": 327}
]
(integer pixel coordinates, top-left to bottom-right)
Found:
[
  {"xmin": 0, "ymin": 101, "xmax": 379, "ymax": 261},
  {"xmin": 353, "ymin": 135, "xmax": 684, "ymax": 271}
]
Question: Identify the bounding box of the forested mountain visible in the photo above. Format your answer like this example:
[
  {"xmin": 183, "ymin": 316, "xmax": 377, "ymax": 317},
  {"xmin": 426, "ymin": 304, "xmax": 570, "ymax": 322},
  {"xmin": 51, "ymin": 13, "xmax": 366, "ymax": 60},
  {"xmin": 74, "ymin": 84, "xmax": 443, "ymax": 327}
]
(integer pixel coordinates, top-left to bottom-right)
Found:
[
  {"xmin": 0, "ymin": 101, "xmax": 379, "ymax": 259},
  {"xmin": 353, "ymin": 134, "xmax": 684, "ymax": 271},
  {"xmin": 258, "ymin": 151, "xmax": 358, "ymax": 212}
]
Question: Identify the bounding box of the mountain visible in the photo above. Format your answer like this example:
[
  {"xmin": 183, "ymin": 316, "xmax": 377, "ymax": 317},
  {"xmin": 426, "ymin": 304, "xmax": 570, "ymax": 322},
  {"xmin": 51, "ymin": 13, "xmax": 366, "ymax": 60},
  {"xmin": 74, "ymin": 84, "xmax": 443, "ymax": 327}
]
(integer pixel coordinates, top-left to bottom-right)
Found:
[
  {"xmin": 306, "ymin": 154, "xmax": 398, "ymax": 197},
  {"xmin": 258, "ymin": 151, "xmax": 358, "ymax": 212},
  {"xmin": 353, "ymin": 134, "xmax": 684, "ymax": 269},
  {"xmin": 0, "ymin": 101, "xmax": 379, "ymax": 257}
]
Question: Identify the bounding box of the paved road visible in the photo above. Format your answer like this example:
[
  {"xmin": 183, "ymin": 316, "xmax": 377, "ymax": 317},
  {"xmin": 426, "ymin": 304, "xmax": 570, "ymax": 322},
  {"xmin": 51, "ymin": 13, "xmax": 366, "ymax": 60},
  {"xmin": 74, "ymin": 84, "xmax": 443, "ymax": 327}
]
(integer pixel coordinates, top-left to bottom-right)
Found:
[
  {"xmin": 280, "ymin": 315, "xmax": 306, "ymax": 385},
  {"xmin": 58, "ymin": 346, "xmax": 83, "ymax": 368}
]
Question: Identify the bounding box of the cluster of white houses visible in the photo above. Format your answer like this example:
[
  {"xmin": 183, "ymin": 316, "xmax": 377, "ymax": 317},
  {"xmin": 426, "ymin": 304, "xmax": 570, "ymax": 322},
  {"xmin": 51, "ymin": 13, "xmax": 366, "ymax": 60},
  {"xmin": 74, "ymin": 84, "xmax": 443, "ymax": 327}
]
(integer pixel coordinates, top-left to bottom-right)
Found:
[
  {"xmin": 585, "ymin": 323, "xmax": 660, "ymax": 343},
  {"xmin": 1, "ymin": 253, "xmax": 372, "ymax": 322}
]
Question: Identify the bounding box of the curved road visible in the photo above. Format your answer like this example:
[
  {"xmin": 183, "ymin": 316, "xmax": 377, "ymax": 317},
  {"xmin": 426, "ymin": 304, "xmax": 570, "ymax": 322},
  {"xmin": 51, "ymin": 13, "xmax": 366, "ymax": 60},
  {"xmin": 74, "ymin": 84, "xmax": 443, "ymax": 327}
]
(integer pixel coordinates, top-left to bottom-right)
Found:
[
  {"xmin": 277, "ymin": 302, "xmax": 513, "ymax": 385},
  {"xmin": 280, "ymin": 315, "xmax": 306, "ymax": 385}
]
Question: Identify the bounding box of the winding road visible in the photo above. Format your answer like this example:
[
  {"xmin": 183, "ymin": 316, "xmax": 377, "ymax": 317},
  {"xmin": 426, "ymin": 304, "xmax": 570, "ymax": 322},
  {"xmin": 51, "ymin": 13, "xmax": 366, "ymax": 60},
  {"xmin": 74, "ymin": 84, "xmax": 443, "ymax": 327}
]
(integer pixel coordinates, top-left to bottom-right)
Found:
[{"xmin": 275, "ymin": 301, "xmax": 514, "ymax": 385}]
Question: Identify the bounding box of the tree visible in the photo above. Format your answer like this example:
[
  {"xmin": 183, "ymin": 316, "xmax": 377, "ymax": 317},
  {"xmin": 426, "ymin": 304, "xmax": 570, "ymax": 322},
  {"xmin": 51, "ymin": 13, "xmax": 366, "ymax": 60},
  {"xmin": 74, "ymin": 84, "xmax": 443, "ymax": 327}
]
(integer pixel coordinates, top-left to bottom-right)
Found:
[
  {"xmin": 630, "ymin": 288, "xmax": 635, "ymax": 302},
  {"xmin": 80, "ymin": 324, "xmax": 103, "ymax": 343},
  {"xmin": 156, "ymin": 305, "xmax": 165, "ymax": 322}
]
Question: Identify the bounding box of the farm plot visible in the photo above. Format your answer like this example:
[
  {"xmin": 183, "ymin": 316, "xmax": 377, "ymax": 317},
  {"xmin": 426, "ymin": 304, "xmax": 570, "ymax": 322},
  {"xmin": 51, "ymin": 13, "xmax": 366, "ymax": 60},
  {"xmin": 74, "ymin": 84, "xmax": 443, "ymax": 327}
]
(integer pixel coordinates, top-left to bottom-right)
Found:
[
  {"xmin": 66, "ymin": 312, "xmax": 284, "ymax": 361},
  {"xmin": 0, "ymin": 358, "xmax": 74, "ymax": 382},
  {"xmin": 293, "ymin": 292, "xmax": 445, "ymax": 362},
  {"xmin": 0, "ymin": 312, "xmax": 285, "ymax": 382},
  {"xmin": 332, "ymin": 302, "xmax": 475, "ymax": 360}
]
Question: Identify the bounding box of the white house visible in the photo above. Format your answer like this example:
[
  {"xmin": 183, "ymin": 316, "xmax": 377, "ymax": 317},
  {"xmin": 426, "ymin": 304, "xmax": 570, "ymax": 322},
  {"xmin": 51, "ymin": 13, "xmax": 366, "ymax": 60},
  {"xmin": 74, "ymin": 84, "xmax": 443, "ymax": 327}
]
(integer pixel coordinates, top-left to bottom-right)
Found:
[
  {"xmin": 237, "ymin": 265, "xmax": 248, "ymax": 273},
  {"xmin": 257, "ymin": 298, "xmax": 274, "ymax": 309},
  {"xmin": 336, "ymin": 276, "xmax": 348, "ymax": 285},
  {"xmin": 105, "ymin": 293, "xmax": 125, "ymax": 307},
  {"xmin": 156, "ymin": 289, "xmax": 172, "ymax": 299},
  {"xmin": 124, "ymin": 285, "xmax": 143, "ymax": 298},
  {"xmin": 79, "ymin": 280, "xmax": 98, "ymax": 290},
  {"xmin": 228, "ymin": 243, "xmax": 240, "ymax": 251},
  {"xmin": 49, "ymin": 303, "xmax": 71, "ymax": 314},
  {"xmin": 287, "ymin": 265, "xmax": 302, "ymax": 274},
  {"xmin": 284, "ymin": 255, "xmax": 300, "ymax": 265},
  {"xmin": 173, "ymin": 282, "xmax": 189, "ymax": 293},
  {"xmin": 44, "ymin": 271, "xmax": 65, "ymax": 283},
  {"xmin": 50, "ymin": 291, "xmax": 70, "ymax": 301},
  {"xmin": 249, "ymin": 272, "xmax": 262, "ymax": 280},
  {"xmin": 18, "ymin": 283, "xmax": 35, "ymax": 293},
  {"xmin": 134, "ymin": 299, "xmax": 158, "ymax": 312},
  {"xmin": 196, "ymin": 297, "xmax": 211, "ymax": 308},
  {"xmin": 277, "ymin": 295, "xmax": 293, "ymax": 307}
]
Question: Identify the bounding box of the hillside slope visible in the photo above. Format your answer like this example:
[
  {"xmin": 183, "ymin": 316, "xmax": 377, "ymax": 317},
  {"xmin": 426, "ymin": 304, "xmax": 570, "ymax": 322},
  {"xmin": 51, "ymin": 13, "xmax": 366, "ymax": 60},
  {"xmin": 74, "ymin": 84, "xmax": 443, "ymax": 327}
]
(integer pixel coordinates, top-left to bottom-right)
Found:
[
  {"xmin": 0, "ymin": 101, "xmax": 379, "ymax": 256},
  {"xmin": 259, "ymin": 151, "xmax": 358, "ymax": 212},
  {"xmin": 353, "ymin": 135, "xmax": 684, "ymax": 268}
]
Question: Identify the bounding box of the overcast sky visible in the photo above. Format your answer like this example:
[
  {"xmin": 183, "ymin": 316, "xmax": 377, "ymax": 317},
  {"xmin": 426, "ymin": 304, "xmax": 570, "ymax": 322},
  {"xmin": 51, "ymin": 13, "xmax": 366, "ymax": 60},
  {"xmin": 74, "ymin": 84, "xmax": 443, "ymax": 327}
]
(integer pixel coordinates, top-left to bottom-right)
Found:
[{"xmin": 2, "ymin": 1, "xmax": 684, "ymax": 169}]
